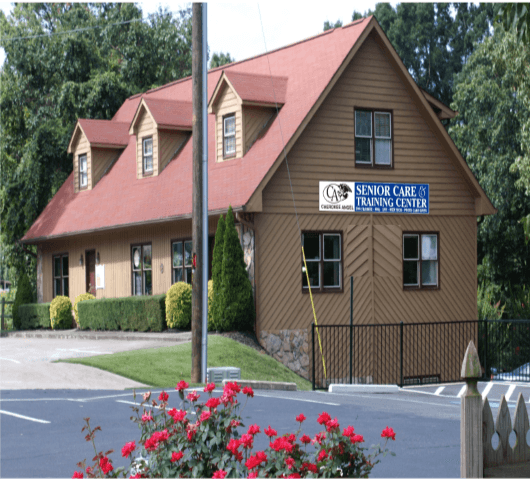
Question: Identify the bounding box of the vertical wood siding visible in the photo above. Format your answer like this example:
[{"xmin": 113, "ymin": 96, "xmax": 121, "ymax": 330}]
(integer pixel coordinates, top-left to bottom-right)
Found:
[
  {"xmin": 261, "ymin": 36, "xmax": 476, "ymax": 216},
  {"xmin": 159, "ymin": 130, "xmax": 190, "ymax": 171},
  {"xmin": 135, "ymin": 108, "xmax": 158, "ymax": 178},
  {"xmin": 40, "ymin": 217, "xmax": 219, "ymax": 303},
  {"xmin": 243, "ymin": 106, "xmax": 275, "ymax": 154},
  {"xmin": 92, "ymin": 148, "xmax": 121, "ymax": 187},
  {"xmin": 215, "ymin": 86, "xmax": 242, "ymax": 161},
  {"xmin": 72, "ymin": 131, "xmax": 91, "ymax": 192}
]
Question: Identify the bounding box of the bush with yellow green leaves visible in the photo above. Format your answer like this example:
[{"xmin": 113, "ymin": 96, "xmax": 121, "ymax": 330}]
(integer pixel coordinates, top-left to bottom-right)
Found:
[
  {"xmin": 166, "ymin": 282, "xmax": 192, "ymax": 329},
  {"xmin": 73, "ymin": 293, "xmax": 95, "ymax": 326},
  {"xmin": 50, "ymin": 295, "xmax": 73, "ymax": 330}
]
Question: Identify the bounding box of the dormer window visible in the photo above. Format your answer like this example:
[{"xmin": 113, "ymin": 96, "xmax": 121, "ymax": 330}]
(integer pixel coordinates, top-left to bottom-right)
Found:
[
  {"xmin": 355, "ymin": 109, "xmax": 392, "ymax": 168},
  {"xmin": 79, "ymin": 154, "xmax": 88, "ymax": 188},
  {"xmin": 223, "ymin": 115, "xmax": 236, "ymax": 158},
  {"xmin": 143, "ymin": 137, "xmax": 153, "ymax": 175}
]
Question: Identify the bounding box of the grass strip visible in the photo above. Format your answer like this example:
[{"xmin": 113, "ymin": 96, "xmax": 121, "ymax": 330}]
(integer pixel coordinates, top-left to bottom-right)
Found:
[{"xmin": 59, "ymin": 336, "xmax": 311, "ymax": 391}]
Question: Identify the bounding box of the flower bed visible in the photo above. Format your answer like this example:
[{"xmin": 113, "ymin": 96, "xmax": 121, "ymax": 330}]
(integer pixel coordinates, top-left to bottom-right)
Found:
[{"xmin": 74, "ymin": 381, "xmax": 395, "ymax": 478}]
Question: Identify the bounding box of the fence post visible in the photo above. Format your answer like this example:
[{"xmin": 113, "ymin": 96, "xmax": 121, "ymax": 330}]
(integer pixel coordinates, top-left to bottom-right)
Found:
[
  {"xmin": 1, "ymin": 297, "xmax": 5, "ymax": 331},
  {"xmin": 350, "ymin": 276, "xmax": 353, "ymax": 385},
  {"xmin": 312, "ymin": 324, "xmax": 315, "ymax": 391},
  {"xmin": 460, "ymin": 340, "xmax": 483, "ymax": 478},
  {"xmin": 399, "ymin": 321, "xmax": 403, "ymax": 387}
]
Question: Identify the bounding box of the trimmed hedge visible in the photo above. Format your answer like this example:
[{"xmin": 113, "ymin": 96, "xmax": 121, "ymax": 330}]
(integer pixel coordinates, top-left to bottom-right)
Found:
[
  {"xmin": 50, "ymin": 296, "xmax": 73, "ymax": 329},
  {"xmin": 73, "ymin": 293, "xmax": 95, "ymax": 326},
  {"xmin": 166, "ymin": 282, "xmax": 192, "ymax": 329},
  {"xmin": 12, "ymin": 274, "xmax": 34, "ymax": 329},
  {"xmin": 18, "ymin": 303, "xmax": 51, "ymax": 329},
  {"xmin": 77, "ymin": 294, "xmax": 166, "ymax": 332}
]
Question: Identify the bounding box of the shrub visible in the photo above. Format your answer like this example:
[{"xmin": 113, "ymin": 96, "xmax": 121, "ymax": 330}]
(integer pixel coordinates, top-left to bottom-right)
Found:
[
  {"xmin": 50, "ymin": 295, "xmax": 73, "ymax": 330},
  {"xmin": 207, "ymin": 279, "xmax": 214, "ymax": 330},
  {"xmin": 73, "ymin": 293, "xmax": 95, "ymax": 326},
  {"xmin": 18, "ymin": 303, "xmax": 51, "ymax": 329},
  {"xmin": 477, "ymin": 283, "xmax": 505, "ymax": 320},
  {"xmin": 0, "ymin": 289, "xmax": 16, "ymax": 330},
  {"xmin": 12, "ymin": 274, "xmax": 34, "ymax": 329},
  {"xmin": 211, "ymin": 215, "xmax": 225, "ymax": 330},
  {"xmin": 77, "ymin": 295, "xmax": 166, "ymax": 332},
  {"xmin": 218, "ymin": 205, "xmax": 255, "ymax": 332},
  {"xmin": 166, "ymin": 282, "xmax": 192, "ymax": 329}
]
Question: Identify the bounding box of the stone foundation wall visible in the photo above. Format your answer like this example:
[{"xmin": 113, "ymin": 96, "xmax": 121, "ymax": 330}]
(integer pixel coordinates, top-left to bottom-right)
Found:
[{"xmin": 259, "ymin": 329, "xmax": 310, "ymax": 379}]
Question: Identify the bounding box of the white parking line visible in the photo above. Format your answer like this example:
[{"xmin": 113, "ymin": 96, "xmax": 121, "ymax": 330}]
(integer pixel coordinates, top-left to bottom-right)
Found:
[
  {"xmin": 0, "ymin": 357, "xmax": 21, "ymax": 363},
  {"xmin": 457, "ymin": 385, "xmax": 467, "ymax": 398},
  {"xmin": 434, "ymin": 387, "xmax": 445, "ymax": 396},
  {"xmin": 253, "ymin": 393, "xmax": 340, "ymax": 406},
  {"xmin": 505, "ymin": 385, "xmax": 516, "ymax": 402},
  {"xmin": 0, "ymin": 409, "xmax": 50, "ymax": 424},
  {"xmin": 481, "ymin": 382, "xmax": 494, "ymax": 399}
]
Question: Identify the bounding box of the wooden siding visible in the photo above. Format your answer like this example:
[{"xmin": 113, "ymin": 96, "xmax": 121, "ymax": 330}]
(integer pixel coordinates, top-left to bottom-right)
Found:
[
  {"xmin": 254, "ymin": 213, "xmax": 477, "ymax": 336},
  {"xmin": 244, "ymin": 106, "xmax": 275, "ymax": 154},
  {"xmin": 261, "ymin": 36, "xmax": 476, "ymax": 216},
  {"xmin": 159, "ymin": 130, "xmax": 190, "ymax": 171},
  {"xmin": 41, "ymin": 217, "xmax": 220, "ymax": 303},
  {"xmin": 215, "ymin": 85, "xmax": 242, "ymax": 162},
  {"xmin": 92, "ymin": 148, "xmax": 121, "ymax": 187},
  {"xmin": 72, "ymin": 131, "xmax": 91, "ymax": 192},
  {"xmin": 135, "ymin": 108, "xmax": 159, "ymax": 178}
]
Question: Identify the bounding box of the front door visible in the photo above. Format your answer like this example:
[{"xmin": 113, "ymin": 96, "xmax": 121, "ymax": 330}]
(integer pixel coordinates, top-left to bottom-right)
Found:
[{"xmin": 86, "ymin": 250, "xmax": 96, "ymax": 295}]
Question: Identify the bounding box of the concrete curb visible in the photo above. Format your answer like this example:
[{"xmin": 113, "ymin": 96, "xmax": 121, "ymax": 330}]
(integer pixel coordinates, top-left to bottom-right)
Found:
[
  {"xmin": 2, "ymin": 329, "xmax": 192, "ymax": 343},
  {"xmin": 328, "ymin": 384, "xmax": 399, "ymax": 394},
  {"xmin": 223, "ymin": 379, "xmax": 297, "ymax": 391}
]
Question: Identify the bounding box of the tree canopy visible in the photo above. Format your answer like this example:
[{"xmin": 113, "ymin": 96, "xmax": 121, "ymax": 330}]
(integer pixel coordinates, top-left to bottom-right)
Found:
[
  {"xmin": 209, "ymin": 52, "xmax": 234, "ymax": 69},
  {"xmin": 0, "ymin": 3, "xmax": 194, "ymax": 280}
]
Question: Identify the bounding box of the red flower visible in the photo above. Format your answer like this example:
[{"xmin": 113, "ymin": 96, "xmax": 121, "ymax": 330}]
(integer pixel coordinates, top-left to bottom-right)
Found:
[
  {"xmin": 286, "ymin": 433, "xmax": 296, "ymax": 444},
  {"xmin": 248, "ymin": 472, "xmax": 259, "ymax": 479},
  {"xmin": 240, "ymin": 433, "xmax": 254, "ymax": 449},
  {"xmin": 287, "ymin": 474, "xmax": 301, "ymax": 479},
  {"xmin": 316, "ymin": 450, "xmax": 328, "ymax": 462},
  {"xmin": 296, "ymin": 413, "xmax": 306, "ymax": 423},
  {"xmin": 187, "ymin": 390, "xmax": 200, "ymax": 402},
  {"xmin": 121, "ymin": 441, "xmax": 136, "ymax": 458},
  {"xmin": 247, "ymin": 424, "xmax": 260, "ymax": 436},
  {"xmin": 186, "ymin": 423, "xmax": 198, "ymax": 442},
  {"xmin": 350, "ymin": 434, "xmax": 364, "ymax": 443},
  {"xmin": 99, "ymin": 457, "xmax": 113, "ymax": 475},
  {"xmin": 326, "ymin": 417, "xmax": 340, "ymax": 432},
  {"xmin": 200, "ymin": 410, "xmax": 212, "ymax": 422},
  {"xmin": 312, "ymin": 432, "xmax": 326, "ymax": 445},
  {"xmin": 381, "ymin": 426, "xmax": 396, "ymax": 441},
  {"xmin": 167, "ymin": 408, "xmax": 177, "ymax": 417},
  {"xmin": 264, "ymin": 425, "xmax": 277, "ymax": 437},
  {"xmin": 342, "ymin": 425, "xmax": 355, "ymax": 437},
  {"xmin": 204, "ymin": 382, "xmax": 216, "ymax": 393},
  {"xmin": 176, "ymin": 380, "xmax": 189, "ymax": 391},
  {"xmin": 224, "ymin": 381, "xmax": 241, "ymax": 394},
  {"xmin": 285, "ymin": 457, "xmax": 295, "ymax": 470},
  {"xmin": 230, "ymin": 419, "xmax": 241, "ymax": 428},
  {"xmin": 227, "ymin": 438, "xmax": 241, "ymax": 455},
  {"xmin": 270, "ymin": 436, "xmax": 294, "ymax": 453},
  {"xmin": 212, "ymin": 470, "xmax": 227, "ymax": 479},
  {"xmin": 171, "ymin": 451, "xmax": 183, "ymax": 463},
  {"xmin": 300, "ymin": 434, "xmax": 311, "ymax": 444},
  {"xmin": 158, "ymin": 391, "xmax": 169, "ymax": 402},
  {"xmin": 205, "ymin": 397, "xmax": 221, "ymax": 409},
  {"xmin": 172, "ymin": 409, "xmax": 187, "ymax": 422},
  {"xmin": 141, "ymin": 413, "xmax": 153, "ymax": 423},
  {"xmin": 317, "ymin": 411, "xmax": 331, "ymax": 425},
  {"xmin": 72, "ymin": 472, "xmax": 83, "ymax": 479},
  {"xmin": 302, "ymin": 462, "xmax": 318, "ymax": 474},
  {"xmin": 242, "ymin": 386, "xmax": 254, "ymax": 397},
  {"xmin": 85, "ymin": 467, "xmax": 93, "ymax": 475},
  {"xmin": 129, "ymin": 474, "xmax": 142, "ymax": 479},
  {"xmin": 245, "ymin": 451, "xmax": 267, "ymax": 470}
]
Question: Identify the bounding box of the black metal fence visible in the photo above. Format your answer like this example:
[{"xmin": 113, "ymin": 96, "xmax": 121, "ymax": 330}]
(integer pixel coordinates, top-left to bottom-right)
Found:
[{"xmin": 311, "ymin": 319, "xmax": 530, "ymax": 390}]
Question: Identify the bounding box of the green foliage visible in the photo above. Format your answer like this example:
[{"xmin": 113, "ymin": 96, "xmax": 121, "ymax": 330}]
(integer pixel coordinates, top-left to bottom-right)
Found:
[
  {"xmin": 323, "ymin": 19, "xmax": 343, "ymax": 31},
  {"xmin": 495, "ymin": 2, "xmax": 530, "ymax": 44},
  {"xmin": 0, "ymin": 3, "xmax": 195, "ymax": 282},
  {"xmin": 73, "ymin": 292, "xmax": 95, "ymax": 326},
  {"xmin": 477, "ymin": 283, "xmax": 505, "ymax": 320},
  {"xmin": 77, "ymin": 295, "xmax": 166, "ymax": 332},
  {"xmin": 450, "ymin": 27, "xmax": 530, "ymax": 289},
  {"xmin": 18, "ymin": 302, "xmax": 51, "ymax": 329},
  {"xmin": 209, "ymin": 52, "xmax": 234, "ymax": 69},
  {"xmin": 217, "ymin": 206, "xmax": 255, "ymax": 332},
  {"xmin": 50, "ymin": 295, "xmax": 73, "ymax": 330},
  {"xmin": 0, "ymin": 288, "xmax": 16, "ymax": 330},
  {"xmin": 210, "ymin": 215, "xmax": 225, "ymax": 330},
  {"xmin": 166, "ymin": 282, "xmax": 192, "ymax": 329},
  {"xmin": 12, "ymin": 274, "xmax": 34, "ymax": 329},
  {"xmin": 207, "ymin": 279, "xmax": 214, "ymax": 330}
]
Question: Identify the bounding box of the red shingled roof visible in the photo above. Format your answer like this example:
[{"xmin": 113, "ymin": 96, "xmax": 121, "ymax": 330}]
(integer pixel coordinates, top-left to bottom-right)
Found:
[
  {"xmin": 225, "ymin": 71, "xmax": 288, "ymax": 105},
  {"xmin": 142, "ymin": 98, "xmax": 193, "ymax": 129},
  {"xmin": 22, "ymin": 19, "xmax": 373, "ymax": 242},
  {"xmin": 78, "ymin": 119, "xmax": 130, "ymax": 147}
]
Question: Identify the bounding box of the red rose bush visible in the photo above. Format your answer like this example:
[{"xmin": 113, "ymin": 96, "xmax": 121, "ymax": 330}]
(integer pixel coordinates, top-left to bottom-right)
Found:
[{"xmin": 74, "ymin": 381, "xmax": 395, "ymax": 478}]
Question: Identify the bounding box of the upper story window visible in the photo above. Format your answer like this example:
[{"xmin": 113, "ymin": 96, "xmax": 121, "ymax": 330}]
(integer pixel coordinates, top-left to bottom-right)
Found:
[
  {"xmin": 302, "ymin": 232, "xmax": 342, "ymax": 292},
  {"xmin": 403, "ymin": 233, "xmax": 439, "ymax": 289},
  {"xmin": 132, "ymin": 244, "xmax": 152, "ymax": 295},
  {"xmin": 79, "ymin": 154, "xmax": 88, "ymax": 188},
  {"xmin": 53, "ymin": 254, "xmax": 69, "ymax": 298},
  {"xmin": 223, "ymin": 114, "xmax": 236, "ymax": 158},
  {"xmin": 355, "ymin": 109, "xmax": 392, "ymax": 168},
  {"xmin": 172, "ymin": 240, "xmax": 193, "ymax": 284},
  {"xmin": 143, "ymin": 137, "xmax": 153, "ymax": 174}
]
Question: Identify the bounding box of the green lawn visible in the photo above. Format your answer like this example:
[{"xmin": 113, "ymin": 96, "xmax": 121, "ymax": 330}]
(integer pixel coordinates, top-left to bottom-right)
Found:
[{"xmin": 59, "ymin": 336, "xmax": 311, "ymax": 390}]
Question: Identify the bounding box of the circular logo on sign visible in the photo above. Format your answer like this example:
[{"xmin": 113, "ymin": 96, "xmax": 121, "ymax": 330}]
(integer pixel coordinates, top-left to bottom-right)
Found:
[{"xmin": 323, "ymin": 183, "xmax": 352, "ymax": 204}]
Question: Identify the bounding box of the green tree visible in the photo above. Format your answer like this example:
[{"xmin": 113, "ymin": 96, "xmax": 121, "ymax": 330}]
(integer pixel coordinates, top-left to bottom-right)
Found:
[
  {"xmin": 323, "ymin": 20, "xmax": 343, "ymax": 31},
  {"xmin": 12, "ymin": 273, "xmax": 34, "ymax": 329},
  {"xmin": 495, "ymin": 2, "xmax": 530, "ymax": 44},
  {"xmin": 449, "ymin": 27, "xmax": 530, "ymax": 289},
  {"xmin": 218, "ymin": 206, "xmax": 254, "ymax": 332},
  {"xmin": 210, "ymin": 214, "xmax": 225, "ymax": 330},
  {"xmin": 209, "ymin": 52, "xmax": 234, "ymax": 69},
  {"xmin": 0, "ymin": 3, "xmax": 193, "ymax": 281}
]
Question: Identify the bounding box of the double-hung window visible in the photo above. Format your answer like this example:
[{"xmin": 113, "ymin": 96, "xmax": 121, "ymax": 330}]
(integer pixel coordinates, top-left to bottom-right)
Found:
[
  {"xmin": 53, "ymin": 254, "xmax": 69, "ymax": 297},
  {"xmin": 302, "ymin": 232, "xmax": 342, "ymax": 292},
  {"xmin": 143, "ymin": 137, "xmax": 153, "ymax": 174},
  {"xmin": 223, "ymin": 114, "xmax": 236, "ymax": 158},
  {"xmin": 132, "ymin": 244, "xmax": 152, "ymax": 295},
  {"xmin": 79, "ymin": 154, "xmax": 88, "ymax": 188},
  {"xmin": 172, "ymin": 240, "xmax": 193, "ymax": 284},
  {"xmin": 403, "ymin": 233, "xmax": 439, "ymax": 289},
  {"xmin": 355, "ymin": 109, "xmax": 392, "ymax": 167}
]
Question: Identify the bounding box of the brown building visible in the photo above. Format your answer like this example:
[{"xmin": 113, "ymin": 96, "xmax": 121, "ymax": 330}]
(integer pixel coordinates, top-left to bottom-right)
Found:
[{"xmin": 22, "ymin": 17, "xmax": 495, "ymax": 381}]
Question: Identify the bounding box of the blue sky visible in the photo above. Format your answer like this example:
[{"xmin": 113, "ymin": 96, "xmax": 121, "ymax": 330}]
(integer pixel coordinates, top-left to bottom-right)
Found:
[{"xmin": 0, "ymin": 1, "xmax": 394, "ymax": 66}]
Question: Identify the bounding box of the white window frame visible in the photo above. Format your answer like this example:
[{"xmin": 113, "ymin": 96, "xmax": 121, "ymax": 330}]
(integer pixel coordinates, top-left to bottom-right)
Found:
[
  {"xmin": 403, "ymin": 233, "xmax": 439, "ymax": 289},
  {"xmin": 355, "ymin": 109, "xmax": 392, "ymax": 167},
  {"xmin": 79, "ymin": 154, "xmax": 88, "ymax": 188},
  {"xmin": 143, "ymin": 137, "xmax": 153, "ymax": 174},
  {"xmin": 302, "ymin": 232, "xmax": 342, "ymax": 292},
  {"xmin": 223, "ymin": 115, "xmax": 236, "ymax": 157}
]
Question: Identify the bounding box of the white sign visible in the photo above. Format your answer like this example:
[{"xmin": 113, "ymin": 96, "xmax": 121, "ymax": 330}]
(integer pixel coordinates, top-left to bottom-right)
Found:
[
  {"xmin": 319, "ymin": 181, "xmax": 355, "ymax": 211},
  {"xmin": 96, "ymin": 264, "xmax": 105, "ymax": 290}
]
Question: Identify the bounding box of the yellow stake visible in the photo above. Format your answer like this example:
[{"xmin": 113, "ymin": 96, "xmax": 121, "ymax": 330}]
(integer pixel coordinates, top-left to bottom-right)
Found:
[{"xmin": 302, "ymin": 246, "xmax": 327, "ymax": 379}]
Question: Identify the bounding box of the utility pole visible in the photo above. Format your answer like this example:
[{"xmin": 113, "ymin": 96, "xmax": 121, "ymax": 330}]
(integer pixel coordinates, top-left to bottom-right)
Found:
[{"xmin": 191, "ymin": 2, "xmax": 204, "ymax": 383}]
